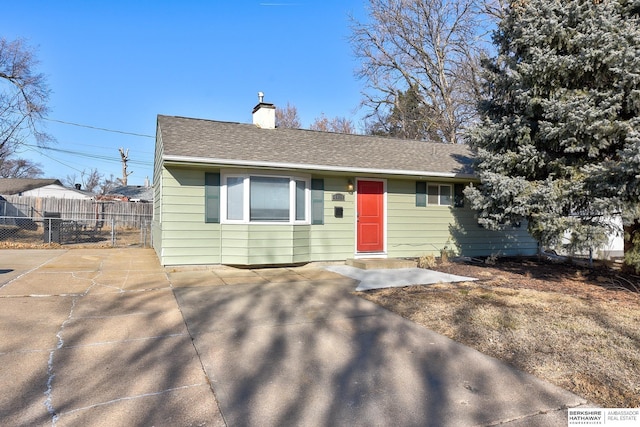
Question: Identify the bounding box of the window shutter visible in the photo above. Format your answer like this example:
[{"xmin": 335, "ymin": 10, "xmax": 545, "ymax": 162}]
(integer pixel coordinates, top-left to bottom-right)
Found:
[
  {"xmin": 311, "ymin": 178, "xmax": 324, "ymax": 225},
  {"xmin": 454, "ymin": 183, "xmax": 465, "ymax": 208},
  {"xmin": 205, "ymin": 172, "xmax": 220, "ymax": 223},
  {"xmin": 416, "ymin": 181, "xmax": 426, "ymax": 207}
]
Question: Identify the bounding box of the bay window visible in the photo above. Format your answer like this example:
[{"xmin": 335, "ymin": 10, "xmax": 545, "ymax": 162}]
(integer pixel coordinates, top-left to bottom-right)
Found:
[{"xmin": 221, "ymin": 172, "xmax": 310, "ymax": 224}]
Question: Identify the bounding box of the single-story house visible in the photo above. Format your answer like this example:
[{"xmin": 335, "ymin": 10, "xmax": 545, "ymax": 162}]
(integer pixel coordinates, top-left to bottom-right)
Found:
[
  {"xmin": 152, "ymin": 100, "xmax": 538, "ymax": 266},
  {"xmin": 0, "ymin": 178, "xmax": 92, "ymax": 199}
]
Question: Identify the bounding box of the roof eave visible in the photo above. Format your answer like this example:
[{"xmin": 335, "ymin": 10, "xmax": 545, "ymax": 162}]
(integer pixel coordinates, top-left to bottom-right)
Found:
[{"xmin": 162, "ymin": 155, "xmax": 476, "ymax": 180}]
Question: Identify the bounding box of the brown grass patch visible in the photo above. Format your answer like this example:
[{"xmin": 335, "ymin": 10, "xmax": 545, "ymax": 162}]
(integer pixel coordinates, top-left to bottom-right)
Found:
[
  {"xmin": 358, "ymin": 259, "xmax": 640, "ymax": 407},
  {"xmin": 0, "ymin": 227, "xmax": 145, "ymax": 248}
]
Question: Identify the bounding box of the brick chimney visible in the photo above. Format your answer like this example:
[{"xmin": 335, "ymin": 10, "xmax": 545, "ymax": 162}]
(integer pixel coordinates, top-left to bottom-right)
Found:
[{"xmin": 252, "ymin": 91, "xmax": 276, "ymax": 129}]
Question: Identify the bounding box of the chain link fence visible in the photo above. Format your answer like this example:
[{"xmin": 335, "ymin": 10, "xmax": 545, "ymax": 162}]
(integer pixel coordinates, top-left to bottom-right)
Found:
[{"xmin": 0, "ymin": 199, "xmax": 152, "ymax": 248}]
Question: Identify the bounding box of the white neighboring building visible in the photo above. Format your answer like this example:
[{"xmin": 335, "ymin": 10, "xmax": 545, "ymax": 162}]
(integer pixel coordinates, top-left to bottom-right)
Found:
[
  {"xmin": 598, "ymin": 215, "xmax": 625, "ymax": 259},
  {"xmin": 558, "ymin": 215, "xmax": 625, "ymax": 260},
  {"xmin": 0, "ymin": 178, "xmax": 93, "ymax": 199}
]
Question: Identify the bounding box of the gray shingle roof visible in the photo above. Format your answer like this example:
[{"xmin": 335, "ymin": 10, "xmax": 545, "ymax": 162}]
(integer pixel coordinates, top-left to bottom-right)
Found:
[
  {"xmin": 0, "ymin": 178, "xmax": 63, "ymax": 195},
  {"xmin": 157, "ymin": 115, "xmax": 475, "ymax": 178},
  {"xmin": 108, "ymin": 185, "xmax": 153, "ymax": 201}
]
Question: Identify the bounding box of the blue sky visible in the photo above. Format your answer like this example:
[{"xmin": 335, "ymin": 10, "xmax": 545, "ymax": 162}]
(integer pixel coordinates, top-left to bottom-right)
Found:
[{"xmin": 2, "ymin": 1, "xmax": 368, "ymax": 186}]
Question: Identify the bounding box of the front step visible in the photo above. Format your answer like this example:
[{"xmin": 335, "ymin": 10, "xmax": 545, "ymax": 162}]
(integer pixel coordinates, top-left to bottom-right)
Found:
[{"xmin": 346, "ymin": 258, "xmax": 417, "ymax": 270}]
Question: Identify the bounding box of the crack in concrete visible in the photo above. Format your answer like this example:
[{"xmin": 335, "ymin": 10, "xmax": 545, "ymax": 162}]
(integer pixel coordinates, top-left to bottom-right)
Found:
[
  {"xmin": 44, "ymin": 266, "xmax": 103, "ymax": 426},
  {"xmin": 55, "ymin": 383, "xmax": 210, "ymax": 418}
]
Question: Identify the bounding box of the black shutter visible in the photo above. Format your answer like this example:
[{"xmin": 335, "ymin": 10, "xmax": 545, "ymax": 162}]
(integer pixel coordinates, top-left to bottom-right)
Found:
[
  {"xmin": 454, "ymin": 183, "xmax": 465, "ymax": 208},
  {"xmin": 311, "ymin": 179, "xmax": 324, "ymax": 225},
  {"xmin": 416, "ymin": 181, "xmax": 427, "ymax": 207},
  {"xmin": 205, "ymin": 172, "xmax": 220, "ymax": 223}
]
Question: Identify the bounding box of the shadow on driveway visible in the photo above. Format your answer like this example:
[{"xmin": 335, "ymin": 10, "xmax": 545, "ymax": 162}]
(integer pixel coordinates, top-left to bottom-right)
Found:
[
  {"xmin": 0, "ymin": 249, "xmax": 223, "ymax": 426},
  {"xmin": 0, "ymin": 250, "xmax": 587, "ymax": 427},
  {"xmin": 174, "ymin": 265, "xmax": 587, "ymax": 427}
]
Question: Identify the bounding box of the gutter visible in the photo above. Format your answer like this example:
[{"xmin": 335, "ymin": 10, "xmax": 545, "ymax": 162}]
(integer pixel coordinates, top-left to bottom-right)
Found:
[{"xmin": 162, "ymin": 155, "xmax": 477, "ymax": 180}]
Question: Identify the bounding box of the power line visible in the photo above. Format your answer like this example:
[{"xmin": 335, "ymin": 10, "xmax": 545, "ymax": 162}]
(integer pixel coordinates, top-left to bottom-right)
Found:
[
  {"xmin": 24, "ymin": 144, "xmax": 153, "ymax": 167},
  {"xmin": 23, "ymin": 146, "xmax": 85, "ymax": 174},
  {"xmin": 77, "ymin": 142, "xmax": 154, "ymax": 155},
  {"xmin": 44, "ymin": 117, "xmax": 155, "ymax": 138}
]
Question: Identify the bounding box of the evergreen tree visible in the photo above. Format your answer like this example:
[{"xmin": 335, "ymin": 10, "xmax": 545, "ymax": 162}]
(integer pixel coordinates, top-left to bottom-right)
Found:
[
  {"xmin": 367, "ymin": 85, "xmax": 438, "ymax": 140},
  {"xmin": 465, "ymin": 0, "xmax": 640, "ymax": 266}
]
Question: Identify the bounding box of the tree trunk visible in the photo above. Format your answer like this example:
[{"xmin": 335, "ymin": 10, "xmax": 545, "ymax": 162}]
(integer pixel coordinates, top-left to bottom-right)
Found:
[{"xmin": 623, "ymin": 219, "xmax": 640, "ymax": 273}]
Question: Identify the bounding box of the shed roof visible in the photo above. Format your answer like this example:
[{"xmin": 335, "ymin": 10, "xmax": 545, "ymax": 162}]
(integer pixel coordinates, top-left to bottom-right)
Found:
[
  {"xmin": 0, "ymin": 178, "xmax": 63, "ymax": 195},
  {"xmin": 108, "ymin": 185, "xmax": 153, "ymax": 201},
  {"xmin": 157, "ymin": 115, "xmax": 475, "ymax": 178}
]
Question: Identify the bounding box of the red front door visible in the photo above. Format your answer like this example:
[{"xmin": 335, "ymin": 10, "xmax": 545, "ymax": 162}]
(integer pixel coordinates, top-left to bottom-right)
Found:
[{"xmin": 357, "ymin": 180, "xmax": 384, "ymax": 252}]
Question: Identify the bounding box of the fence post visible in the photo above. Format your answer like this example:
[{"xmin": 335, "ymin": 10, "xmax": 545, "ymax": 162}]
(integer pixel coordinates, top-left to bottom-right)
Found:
[{"xmin": 111, "ymin": 218, "xmax": 116, "ymax": 246}]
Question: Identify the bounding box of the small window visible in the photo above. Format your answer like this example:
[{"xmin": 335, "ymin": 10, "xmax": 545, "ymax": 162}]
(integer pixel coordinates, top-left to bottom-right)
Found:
[
  {"xmin": 440, "ymin": 185, "xmax": 451, "ymax": 205},
  {"xmin": 428, "ymin": 185, "xmax": 439, "ymax": 205},
  {"xmin": 424, "ymin": 184, "xmax": 453, "ymax": 206}
]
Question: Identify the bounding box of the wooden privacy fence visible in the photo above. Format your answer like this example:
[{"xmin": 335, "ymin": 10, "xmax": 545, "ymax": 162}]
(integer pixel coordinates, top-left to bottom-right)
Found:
[{"xmin": 1, "ymin": 195, "xmax": 152, "ymax": 228}]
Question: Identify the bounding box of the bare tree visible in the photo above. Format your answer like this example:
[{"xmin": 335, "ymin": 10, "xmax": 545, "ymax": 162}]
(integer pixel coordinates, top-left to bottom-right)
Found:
[
  {"xmin": 275, "ymin": 102, "xmax": 302, "ymax": 129},
  {"xmin": 310, "ymin": 113, "xmax": 357, "ymax": 134},
  {"xmin": 118, "ymin": 147, "xmax": 132, "ymax": 185},
  {"xmin": 350, "ymin": 0, "xmax": 486, "ymax": 143},
  {"xmin": 65, "ymin": 168, "xmax": 103, "ymax": 194},
  {"xmin": 0, "ymin": 37, "xmax": 51, "ymax": 158},
  {"xmin": 100, "ymin": 174, "xmax": 118, "ymax": 195},
  {"xmin": 483, "ymin": 0, "xmax": 508, "ymax": 20},
  {"xmin": 0, "ymin": 157, "xmax": 43, "ymax": 178}
]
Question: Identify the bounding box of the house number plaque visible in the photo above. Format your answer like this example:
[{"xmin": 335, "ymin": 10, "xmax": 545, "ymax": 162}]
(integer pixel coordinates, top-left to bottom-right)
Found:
[{"xmin": 332, "ymin": 193, "xmax": 345, "ymax": 202}]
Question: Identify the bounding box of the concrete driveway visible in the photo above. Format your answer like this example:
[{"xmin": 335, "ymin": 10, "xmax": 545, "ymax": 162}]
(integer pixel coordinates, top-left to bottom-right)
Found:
[{"xmin": 0, "ymin": 248, "xmax": 588, "ymax": 426}]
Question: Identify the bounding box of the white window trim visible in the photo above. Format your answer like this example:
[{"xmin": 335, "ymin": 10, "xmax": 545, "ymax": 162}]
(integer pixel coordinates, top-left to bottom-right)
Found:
[
  {"xmin": 220, "ymin": 170, "xmax": 311, "ymax": 224},
  {"xmin": 428, "ymin": 183, "xmax": 453, "ymax": 206}
]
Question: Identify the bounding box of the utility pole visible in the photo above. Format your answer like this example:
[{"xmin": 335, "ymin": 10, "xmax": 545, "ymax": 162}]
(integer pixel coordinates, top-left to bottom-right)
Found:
[{"xmin": 118, "ymin": 147, "xmax": 133, "ymax": 186}]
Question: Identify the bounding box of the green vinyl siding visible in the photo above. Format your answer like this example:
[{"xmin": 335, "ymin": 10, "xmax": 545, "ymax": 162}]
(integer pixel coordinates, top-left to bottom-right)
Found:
[
  {"xmin": 309, "ymin": 177, "xmax": 354, "ymax": 261},
  {"xmin": 158, "ymin": 167, "xmax": 222, "ymax": 265},
  {"xmin": 156, "ymin": 166, "xmax": 537, "ymax": 266},
  {"xmin": 221, "ymin": 225, "xmax": 308, "ymax": 265},
  {"xmin": 386, "ymin": 179, "xmax": 537, "ymax": 258},
  {"xmin": 152, "ymin": 127, "xmax": 164, "ymax": 259},
  {"xmin": 293, "ymin": 227, "xmax": 311, "ymax": 263},
  {"xmin": 158, "ymin": 166, "xmax": 317, "ymax": 265}
]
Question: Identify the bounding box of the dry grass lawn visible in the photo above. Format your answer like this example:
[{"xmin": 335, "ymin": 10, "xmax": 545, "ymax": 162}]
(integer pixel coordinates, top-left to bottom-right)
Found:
[
  {"xmin": 0, "ymin": 227, "xmax": 145, "ymax": 248},
  {"xmin": 358, "ymin": 259, "xmax": 640, "ymax": 408}
]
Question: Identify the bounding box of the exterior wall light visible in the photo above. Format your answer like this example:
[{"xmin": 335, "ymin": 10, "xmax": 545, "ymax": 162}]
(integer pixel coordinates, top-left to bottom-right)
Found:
[{"xmin": 347, "ymin": 180, "xmax": 354, "ymax": 193}]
